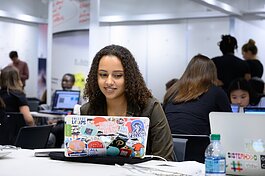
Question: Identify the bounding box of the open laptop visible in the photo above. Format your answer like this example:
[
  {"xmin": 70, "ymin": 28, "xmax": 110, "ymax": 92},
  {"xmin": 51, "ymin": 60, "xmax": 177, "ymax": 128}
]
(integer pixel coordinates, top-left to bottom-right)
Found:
[
  {"xmin": 39, "ymin": 90, "xmax": 80, "ymax": 115},
  {"xmin": 244, "ymin": 107, "xmax": 265, "ymax": 114},
  {"xmin": 231, "ymin": 104, "xmax": 240, "ymax": 113},
  {"xmin": 209, "ymin": 112, "xmax": 265, "ymax": 176},
  {"xmin": 64, "ymin": 115, "xmax": 150, "ymax": 158}
]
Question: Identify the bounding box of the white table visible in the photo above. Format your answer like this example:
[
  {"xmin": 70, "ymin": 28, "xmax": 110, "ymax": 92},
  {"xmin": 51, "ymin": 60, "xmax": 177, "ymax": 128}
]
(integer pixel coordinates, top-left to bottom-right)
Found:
[
  {"xmin": 0, "ymin": 149, "xmax": 205, "ymax": 176},
  {"xmin": 0, "ymin": 149, "xmax": 132, "ymax": 176}
]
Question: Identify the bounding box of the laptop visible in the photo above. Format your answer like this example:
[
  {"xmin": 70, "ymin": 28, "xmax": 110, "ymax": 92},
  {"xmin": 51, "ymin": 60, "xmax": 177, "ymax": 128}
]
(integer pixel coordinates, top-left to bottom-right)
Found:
[
  {"xmin": 231, "ymin": 104, "xmax": 240, "ymax": 113},
  {"xmin": 64, "ymin": 115, "xmax": 150, "ymax": 158},
  {"xmin": 39, "ymin": 90, "xmax": 80, "ymax": 115},
  {"xmin": 209, "ymin": 112, "xmax": 265, "ymax": 176},
  {"xmin": 244, "ymin": 107, "xmax": 265, "ymax": 114}
]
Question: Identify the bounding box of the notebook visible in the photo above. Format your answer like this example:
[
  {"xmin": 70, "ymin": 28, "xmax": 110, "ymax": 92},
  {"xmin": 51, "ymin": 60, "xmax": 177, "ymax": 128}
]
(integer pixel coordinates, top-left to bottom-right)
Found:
[
  {"xmin": 244, "ymin": 107, "xmax": 265, "ymax": 114},
  {"xmin": 39, "ymin": 90, "xmax": 80, "ymax": 115},
  {"xmin": 209, "ymin": 112, "xmax": 265, "ymax": 176},
  {"xmin": 64, "ymin": 115, "xmax": 150, "ymax": 158}
]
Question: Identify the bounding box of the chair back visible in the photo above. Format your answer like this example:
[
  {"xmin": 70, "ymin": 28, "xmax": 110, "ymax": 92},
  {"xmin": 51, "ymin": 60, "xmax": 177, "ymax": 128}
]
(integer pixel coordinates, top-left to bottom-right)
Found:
[
  {"xmin": 172, "ymin": 134, "xmax": 210, "ymax": 163},
  {"xmin": 26, "ymin": 97, "xmax": 40, "ymax": 111},
  {"xmin": 15, "ymin": 125, "xmax": 53, "ymax": 149},
  {"xmin": 0, "ymin": 112, "xmax": 26, "ymax": 145},
  {"xmin": 172, "ymin": 137, "xmax": 188, "ymax": 162}
]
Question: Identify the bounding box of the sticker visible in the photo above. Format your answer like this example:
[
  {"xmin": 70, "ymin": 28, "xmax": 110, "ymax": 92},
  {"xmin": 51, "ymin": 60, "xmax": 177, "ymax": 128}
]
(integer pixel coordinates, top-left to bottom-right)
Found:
[
  {"xmin": 69, "ymin": 140, "xmax": 85, "ymax": 152},
  {"xmin": 131, "ymin": 120, "xmax": 145, "ymax": 138},
  {"xmin": 227, "ymin": 152, "xmax": 257, "ymax": 161},
  {"xmin": 106, "ymin": 146, "xmax": 120, "ymax": 156},
  {"xmin": 260, "ymin": 155, "xmax": 265, "ymax": 169},
  {"xmin": 230, "ymin": 160, "xmax": 244, "ymax": 172},
  {"xmin": 80, "ymin": 124, "xmax": 98, "ymax": 136},
  {"xmin": 88, "ymin": 140, "xmax": 104, "ymax": 148}
]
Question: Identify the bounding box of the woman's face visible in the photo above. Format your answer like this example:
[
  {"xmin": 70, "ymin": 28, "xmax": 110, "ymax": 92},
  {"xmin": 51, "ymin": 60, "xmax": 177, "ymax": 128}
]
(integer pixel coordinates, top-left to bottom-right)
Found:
[
  {"xmin": 230, "ymin": 89, "xmax": 250, "ymax": 107},
  {"xmin": 97, "ymin": 55, "xmax": 125, "ymax": 101},
  {"xmin": 242, "ymin": 50, "xmax": 253, "ymax": 60}
]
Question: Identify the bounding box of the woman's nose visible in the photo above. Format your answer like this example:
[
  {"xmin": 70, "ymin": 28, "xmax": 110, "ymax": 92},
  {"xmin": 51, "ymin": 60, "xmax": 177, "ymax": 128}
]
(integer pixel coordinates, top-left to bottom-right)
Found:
[{"xmin": 106, "ymin": 75, "xmax": 114, "ymax": 85}]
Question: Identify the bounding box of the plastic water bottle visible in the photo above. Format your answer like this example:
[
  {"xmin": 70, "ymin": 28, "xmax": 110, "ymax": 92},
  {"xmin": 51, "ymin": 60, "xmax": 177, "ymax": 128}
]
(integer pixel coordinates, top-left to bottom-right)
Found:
[{"xmin": 205, "ymin": 134, "xmax": 226, "ymax": 176}]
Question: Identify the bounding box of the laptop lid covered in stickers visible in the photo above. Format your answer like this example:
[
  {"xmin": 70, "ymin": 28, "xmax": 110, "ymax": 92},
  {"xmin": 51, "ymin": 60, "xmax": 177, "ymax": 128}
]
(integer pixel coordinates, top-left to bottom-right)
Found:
[
  {"xmin": 64, "ymin": 115, "xmax": 150, "ymax": 158},
  {"xmin": 209, "ymin": 112, "xmax": 265, "ymax": 176}
]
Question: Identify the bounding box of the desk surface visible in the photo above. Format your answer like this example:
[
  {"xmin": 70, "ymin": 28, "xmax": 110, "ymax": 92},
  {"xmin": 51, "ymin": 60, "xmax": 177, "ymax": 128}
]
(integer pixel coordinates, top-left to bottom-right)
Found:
[
  {"xmin": 0, "ymin": 149, "xmax": 204, "ymax": 176},
  {"xmin": 31, "ymin": 111, "xmax": 65, "ymax": 119}
]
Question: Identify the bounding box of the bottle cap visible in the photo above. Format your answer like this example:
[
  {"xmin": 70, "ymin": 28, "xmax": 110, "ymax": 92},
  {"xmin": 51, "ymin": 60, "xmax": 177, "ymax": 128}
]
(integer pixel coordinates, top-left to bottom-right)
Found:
[{"xmin": 211, "ymin": 134, "xmax": 220, "ymax": 140}]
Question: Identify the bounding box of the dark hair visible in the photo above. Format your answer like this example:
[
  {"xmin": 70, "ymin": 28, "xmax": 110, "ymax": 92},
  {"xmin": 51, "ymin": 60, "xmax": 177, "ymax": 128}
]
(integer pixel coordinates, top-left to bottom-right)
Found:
[
  {"xmin": 227, "ymin": 78, "xmax": 259, "ymax": 106},
  {"xmin": 63, "ymin": 73, "xmax": 75, "ymax": 83},
  {"xmin": 164, "ymin": 54, "xmax": 217, "ymax": 104},
  {"xmin": 219, "ymin": 35, "xmax": 238, "ymax": 55},
  {"xmin": 242, "ymin": 39, "xmax": 258, "ymax": 55},
  {"xmin": 9, "ymin": 51, "xmax": 18, "ymax": 59},
  {"xmin": 165, "ymin": 78, "xmax": 178, "ymax": 90},
  {"xmin": 83, "ymin": 44, "xmax": 152, "ymax": 111}
]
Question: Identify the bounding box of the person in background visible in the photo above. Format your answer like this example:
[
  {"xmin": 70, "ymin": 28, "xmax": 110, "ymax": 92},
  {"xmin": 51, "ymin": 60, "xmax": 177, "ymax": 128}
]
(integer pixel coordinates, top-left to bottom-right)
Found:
[
  {"xmin": 80, "ymin": 44, "xmax": 174, "ymax": 161},
  {"xmin": 61, "ymin": 73, "xmax": 76, "ymax": 90},
  {"xmin": 9, "ymin": 51, "xmax": 29, "ymax": 89},
  {"xmin": 227, "ymin": 78, "xmax": 260, "ymax": 108},
  {"xmin": 0, "ymin": 66, "xmax": 34, "ymax": 126},
  {"xmin": 163, "ymin": 54, "xmax": 231, "ymax": 135},
  {"xmin": 242, "ymin": 39, "xmax": 263, "ymax": 78},
  {"xmin": 40, "ymin": 73, "xmax": 76, "ymax": 104},
  {"xmin": 212, "ymin": 35, "xmax": 250, "ymax": 93},
  {"xmin": 241, "ymin": 39, "xmax": 265, "ymax": 95},
  {"xmin": 165, "ymin": 78, "xmax": 178, "ymax": 91}
]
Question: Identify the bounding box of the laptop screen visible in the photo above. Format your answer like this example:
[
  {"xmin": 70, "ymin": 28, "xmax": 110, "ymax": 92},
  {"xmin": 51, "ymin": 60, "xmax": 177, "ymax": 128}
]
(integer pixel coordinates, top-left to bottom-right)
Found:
[
  {"xmin": 52, "ymin": 90, "xmax": 80, "ymax": 111},
  {"xmin": 231, "ymin": 104, "xmax": 240, "ymax": 113},
  {"xmin": 244, "ymin": 107, "xmax": 265, "ymax": 114}
]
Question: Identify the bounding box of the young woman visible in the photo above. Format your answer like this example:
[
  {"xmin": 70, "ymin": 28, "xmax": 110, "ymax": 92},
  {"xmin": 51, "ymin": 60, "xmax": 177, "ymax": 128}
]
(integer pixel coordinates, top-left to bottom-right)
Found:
[
  {"xmin": 228, "ymin": 78, "xmax": 260, "ymax": 107},
  {"xmin": 163, "ymin": 54, "xmax": 231, "ymax": 135},
  {"xmin": 80, "ymin": 44, "xmax": 174, "ymax": 161},
  {"xmin": 0, "ymin": 66, "xmax": 34, "ymax": 126},
  {"xmin": 242, "ymin": 39, "xmax": 263, "ymax": 78}
]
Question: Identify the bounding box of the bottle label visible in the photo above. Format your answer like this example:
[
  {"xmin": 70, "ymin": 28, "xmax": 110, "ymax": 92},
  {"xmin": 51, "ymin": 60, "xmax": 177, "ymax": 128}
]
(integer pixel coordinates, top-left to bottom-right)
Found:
[{"xmin": 205, "ymin": 157, "xmax": 226, "ymax": 174}]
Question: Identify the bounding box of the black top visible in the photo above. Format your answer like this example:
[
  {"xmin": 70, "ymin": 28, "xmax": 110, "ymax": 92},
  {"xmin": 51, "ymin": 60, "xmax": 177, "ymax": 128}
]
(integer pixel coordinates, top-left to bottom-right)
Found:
[
  {"xmin": 245, "ymin": 59, "xmax": 263, "ymax": 78},
  {"xmin": 0, "ymin": 89, "xmax": 28, "ymax": 112},
  {"xmin": 163, "ymin": 86, "xmax": 232, "ymax": 135},
  {"xmin": 212, "ymin": 54, "xmax": 250, "ymax": 92}
]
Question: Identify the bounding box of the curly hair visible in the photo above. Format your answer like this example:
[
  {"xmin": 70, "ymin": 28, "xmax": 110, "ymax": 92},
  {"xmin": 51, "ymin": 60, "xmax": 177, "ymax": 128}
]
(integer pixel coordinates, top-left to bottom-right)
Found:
[
  {"xmin": 83, "ymin": 44, "xmax": 152, "ymax": 111},
  {"xmin": 219, "ymin": 34, "xmax": 238, "ymax": 55}
]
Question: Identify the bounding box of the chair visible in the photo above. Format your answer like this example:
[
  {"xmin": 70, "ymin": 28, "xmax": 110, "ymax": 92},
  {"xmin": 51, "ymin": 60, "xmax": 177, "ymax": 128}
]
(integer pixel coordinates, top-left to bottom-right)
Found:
[
  {"xmin": 172, "ymin": 137, "xmax": 188, "ymax": 162},
  {"xmin": 0, "ymin": 112, "xmax": 27, "ymax": 145},
  {"xmin": 26, "ymin": 97, "xmax": 40, "ymax": 111},
  {"xmin": 15, "ymin": 125, "xmax": 53, "ymax": 149},
  {"xmin": 172, "ymin": 134, "xmax": 210, "ymax": 163}
]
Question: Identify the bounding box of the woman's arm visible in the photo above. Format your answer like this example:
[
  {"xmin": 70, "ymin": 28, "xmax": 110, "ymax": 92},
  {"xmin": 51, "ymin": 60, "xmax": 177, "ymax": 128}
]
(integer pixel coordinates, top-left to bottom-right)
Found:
[
  {"xmin": 19, "ymin": 105, "xmax": 35, "ymax": 126},
  {"xmin": 148, "ymin": 101, "xmax": 175, "ymax": 161}
]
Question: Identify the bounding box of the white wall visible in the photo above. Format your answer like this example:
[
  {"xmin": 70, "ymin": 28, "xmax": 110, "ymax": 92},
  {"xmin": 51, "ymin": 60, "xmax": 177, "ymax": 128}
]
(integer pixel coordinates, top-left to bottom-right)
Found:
[
  {"xmin": 0, "ymin": 19, "xmax": 46, "ymax": 98},
  {"xmin": 51, "ymin": 31, "xmax": 89, "ymax": 92}
]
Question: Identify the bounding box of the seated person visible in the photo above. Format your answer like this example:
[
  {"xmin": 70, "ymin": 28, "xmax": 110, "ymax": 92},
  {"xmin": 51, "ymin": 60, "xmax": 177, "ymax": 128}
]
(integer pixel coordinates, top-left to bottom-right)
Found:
[
  {"xmin": 80, "ymin": 44, "xmax": 174, "ymax": 161},
  {"xmin": 228, "ymin": 78, "xmax": 260, "ymax": 108},
  {"xmin": 40, "ymin": 73, "xmax": 76, "ymax": 105},
  {"xmin": 0, "ymin": 66, "xmax": 34, "ymax": 126},
  {"xmin": 163, "ymin": 54, "xmax": 231, "ymax": 135}
]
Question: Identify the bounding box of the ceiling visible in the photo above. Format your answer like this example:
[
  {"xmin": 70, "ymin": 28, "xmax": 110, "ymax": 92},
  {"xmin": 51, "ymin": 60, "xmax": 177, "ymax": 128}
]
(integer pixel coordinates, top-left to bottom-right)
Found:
[{"xmin": 99, "ymin": 0, "xmax": 265, "ymax": 22}]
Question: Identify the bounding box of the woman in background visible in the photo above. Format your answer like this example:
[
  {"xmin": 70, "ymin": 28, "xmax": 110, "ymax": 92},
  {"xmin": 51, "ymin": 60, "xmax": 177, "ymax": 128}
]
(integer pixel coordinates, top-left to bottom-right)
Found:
[
  {"xmin": 0, "ymin": 66, "xmax": 34, "ymax": 126},
  {"xmin": 242, "ymin": 39, "xmax": 263, "ymax": 78},
  {"xmin": 80, "ymin": 44, "xmax": 174, "ymax": 161},
  {"xmin": 163, "ymin": 54, "xmax": 231, "ymax": 135}
]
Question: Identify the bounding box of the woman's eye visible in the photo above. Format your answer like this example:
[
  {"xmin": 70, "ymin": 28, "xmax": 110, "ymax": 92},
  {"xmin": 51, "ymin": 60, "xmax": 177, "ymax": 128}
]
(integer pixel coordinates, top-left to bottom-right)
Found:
[
  {"xmin": 99, "ymin": 73, "xmax": 108, "ymax": 78},
  {"xmin": 113, "ymin": 74, "xmax": 123, "ymax": 79}
]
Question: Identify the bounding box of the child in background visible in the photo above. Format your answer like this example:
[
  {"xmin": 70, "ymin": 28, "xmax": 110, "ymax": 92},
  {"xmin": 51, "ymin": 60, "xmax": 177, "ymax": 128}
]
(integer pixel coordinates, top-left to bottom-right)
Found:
[{"xmin": 228, "ymin": 78, "xmax": 260, "ymax": 108}]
